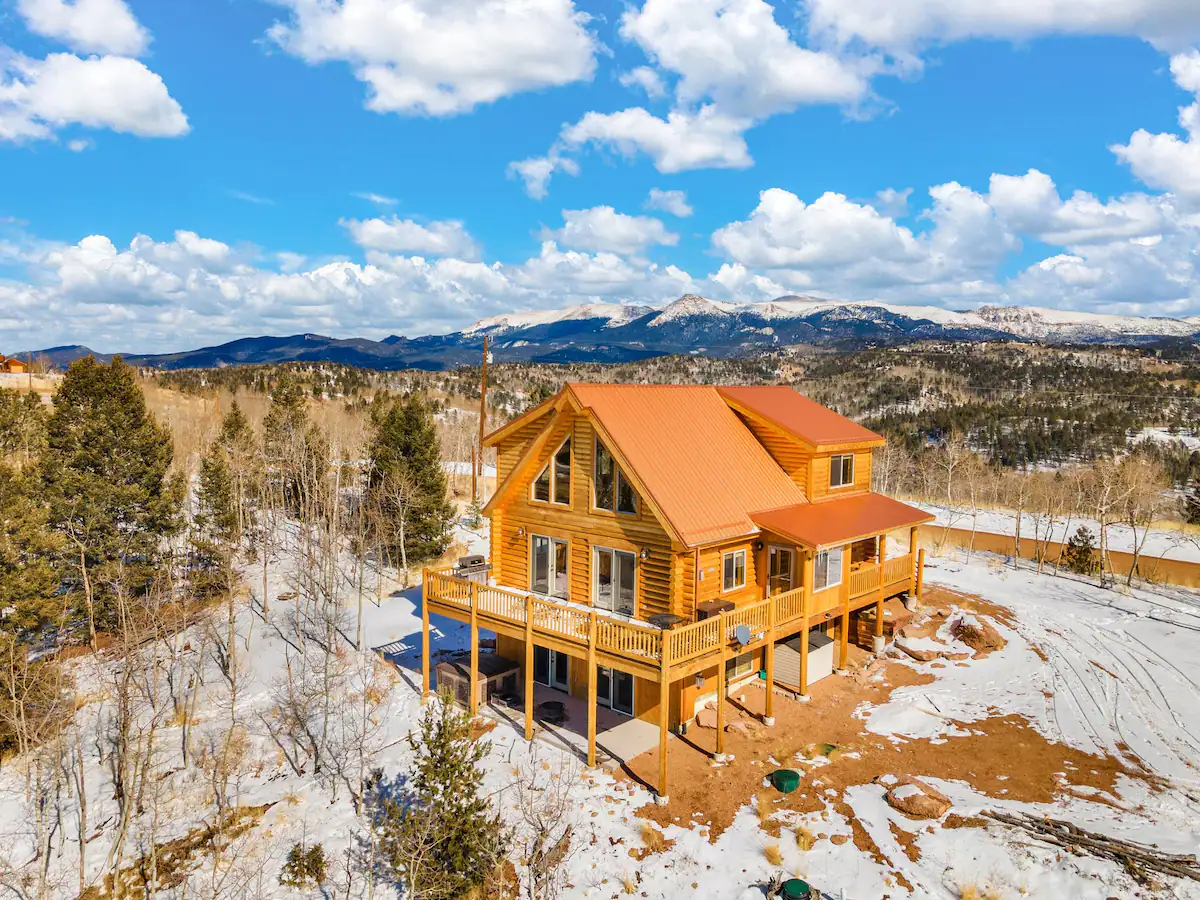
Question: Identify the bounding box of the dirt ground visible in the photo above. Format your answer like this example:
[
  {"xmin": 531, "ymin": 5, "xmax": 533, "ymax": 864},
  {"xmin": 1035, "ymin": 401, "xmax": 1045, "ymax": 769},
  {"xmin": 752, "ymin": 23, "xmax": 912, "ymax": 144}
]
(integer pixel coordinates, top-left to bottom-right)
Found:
[{"xmin": 619, "ymin": 586, "xmax": 1151, "ymax": 873}]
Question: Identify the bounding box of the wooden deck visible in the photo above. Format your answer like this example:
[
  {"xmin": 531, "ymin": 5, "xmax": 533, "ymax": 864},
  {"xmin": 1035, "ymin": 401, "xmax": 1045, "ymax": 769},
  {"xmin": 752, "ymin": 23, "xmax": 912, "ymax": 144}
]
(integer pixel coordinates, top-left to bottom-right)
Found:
[{"xmin": 423, "ymin": 551, "xmax": 917, "ymax": 684}]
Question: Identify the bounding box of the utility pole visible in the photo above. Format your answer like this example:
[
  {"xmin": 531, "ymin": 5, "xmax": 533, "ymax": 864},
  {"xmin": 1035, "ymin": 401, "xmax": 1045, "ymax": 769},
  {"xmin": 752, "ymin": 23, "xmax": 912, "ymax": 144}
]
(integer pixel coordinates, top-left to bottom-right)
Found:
[{"xmin": 477, "ymin": 335, "xmax": 489, "ymax": 504}]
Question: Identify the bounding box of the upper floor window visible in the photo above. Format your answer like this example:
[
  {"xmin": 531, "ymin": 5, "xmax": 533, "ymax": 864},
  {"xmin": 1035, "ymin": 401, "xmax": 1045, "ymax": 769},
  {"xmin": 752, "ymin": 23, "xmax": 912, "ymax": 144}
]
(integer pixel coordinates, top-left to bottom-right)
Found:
[
  {"xmin": 814, "ymin": 546, "xmax": 844, "ymax": 590},
  {"xmin": 594, "ymin": 438, "xmax": 637, "ymax": 515},
  {"xmin": 530, "ymin": 534, "xmax": 568, "ymax": 599},
  {"xmin": 532, "ymin": 438, "xmax": 571, "ymax": 505},
  {"xmin": 722, "ymin": 549, "xmax": 747, "ymax": 591},
  {"xmin": 830, "ymin": 453, "xmax": 855, "ymax": 488}
]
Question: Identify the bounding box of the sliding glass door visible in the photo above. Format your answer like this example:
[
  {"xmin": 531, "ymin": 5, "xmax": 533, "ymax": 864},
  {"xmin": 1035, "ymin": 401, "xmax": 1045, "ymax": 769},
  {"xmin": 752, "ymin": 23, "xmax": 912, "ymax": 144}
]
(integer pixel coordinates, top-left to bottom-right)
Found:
[
  {"xmin": 530, "ymin": 534, "xmax": 569, "ymax": 599},
  {"xmin": 533, "ymin": 646, "xmax": 569, "ymax": 691},
  {"xmin": 593, "ymin": 547, "xmax": 635, "ymax": 616},
  {"xmin": 596, "ymin": 666, "xmax": 634, "ymax": 716}
]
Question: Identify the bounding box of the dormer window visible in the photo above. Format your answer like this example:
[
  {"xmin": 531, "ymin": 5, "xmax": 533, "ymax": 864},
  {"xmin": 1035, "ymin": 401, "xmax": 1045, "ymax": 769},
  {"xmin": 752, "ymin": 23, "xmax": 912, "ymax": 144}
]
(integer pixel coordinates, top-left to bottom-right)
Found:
[
  {"xmin": 830, "ymin": 454, "xmax": 854, "ymax": 489},
  {"xmin": 594, "ymin": 438, "xmax": 637, "ymax": 515},
  {"xmin": 532, "ymin": 438, "xmax": 571, "ymax": 505}
]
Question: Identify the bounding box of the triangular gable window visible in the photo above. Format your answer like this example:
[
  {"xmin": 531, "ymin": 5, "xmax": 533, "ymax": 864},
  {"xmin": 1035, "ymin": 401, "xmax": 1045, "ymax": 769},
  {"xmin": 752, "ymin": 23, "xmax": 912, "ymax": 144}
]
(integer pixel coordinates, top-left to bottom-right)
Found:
[
  {"xmin": 593, "ymin": 438, "xmax": 637, "ymax": 515},
  {"xmin": 531, "ymin": 438, "xmax": 571, "ymax": 506}
]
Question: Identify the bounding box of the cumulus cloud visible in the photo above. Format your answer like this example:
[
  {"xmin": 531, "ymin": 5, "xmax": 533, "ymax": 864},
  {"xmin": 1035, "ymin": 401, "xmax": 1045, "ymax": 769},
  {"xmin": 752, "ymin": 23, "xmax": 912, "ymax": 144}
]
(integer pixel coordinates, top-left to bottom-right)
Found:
[
  {"xmin": 1113, "ymin": 51, "xmax": 1200, "ymax": 200},
  {"xmin": 16, "ymin": 0, "xmax": 149, "ymax": 56},
  {"xmin": 803, "ymin": 0, "xmax": 1200, "ymax": 54},
  {"xmin": 645, "ymin": 188, "xmax": 693, "ymax": 217},
  {"xmin": 341, "ymin": 215, "xmax": 480, "ymax": 258},
  {"xmin": 544, "ymin": 207, "xmax": 678, "ymax": 255},
  {"xmin": 514, "ymin": 0, "xmax": 873, "ymax": 194},
  {"xmin": 0, "ymin": 53, "xmax": 189, "ymax": 142},
  {"xmin": 266, "ymin": 0, "xmax": 598, "ymax": 117}
]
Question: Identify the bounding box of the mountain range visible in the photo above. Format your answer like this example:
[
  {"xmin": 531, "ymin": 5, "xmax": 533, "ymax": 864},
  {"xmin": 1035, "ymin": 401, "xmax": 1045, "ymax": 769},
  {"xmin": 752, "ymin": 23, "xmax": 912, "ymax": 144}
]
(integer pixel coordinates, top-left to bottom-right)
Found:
[{"xmin": 21, "ymin": 295, "xmax": 1200, "ymax": 371}]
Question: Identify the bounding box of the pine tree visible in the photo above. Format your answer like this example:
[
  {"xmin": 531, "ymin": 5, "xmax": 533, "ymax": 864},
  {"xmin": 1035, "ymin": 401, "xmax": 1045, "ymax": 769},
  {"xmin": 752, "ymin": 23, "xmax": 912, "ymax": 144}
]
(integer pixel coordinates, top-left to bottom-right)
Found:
[
  {"xmin": 39, "ymin": 357, "xmax": 181, "ymax": 645},
  {"xmin": 1062, "ymin": 525, "xmax": 1100, "ymax": 576},
  {"xmin": 1185, "ymin": 474, "xmax": 1200, "ymax": 526},
  {"xmin": 262, "ymin": 375, "xmax": 327, "ymax": 516},
  {"xmin": 0, "ymin": 464, "xmax": 62, "ymax": 632},
  {"xmin": 367, "ymin": 394, "xmax": 452, "ymax": 567},
  {"xmin": 371, "ymin": 691, "xmax": 509, "ymax": 900}
]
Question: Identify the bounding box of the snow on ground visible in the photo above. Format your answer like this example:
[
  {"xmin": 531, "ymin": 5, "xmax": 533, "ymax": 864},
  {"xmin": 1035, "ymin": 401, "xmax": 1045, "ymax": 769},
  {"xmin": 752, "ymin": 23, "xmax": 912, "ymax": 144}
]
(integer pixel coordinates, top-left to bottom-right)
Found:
[
  {"xmin": 918, "ymin": 500, "xmax": 1200, "ymax": 563},
  {"xmin": 4, "ymin": 519, "xmax": 1200, "ymax": 899}
]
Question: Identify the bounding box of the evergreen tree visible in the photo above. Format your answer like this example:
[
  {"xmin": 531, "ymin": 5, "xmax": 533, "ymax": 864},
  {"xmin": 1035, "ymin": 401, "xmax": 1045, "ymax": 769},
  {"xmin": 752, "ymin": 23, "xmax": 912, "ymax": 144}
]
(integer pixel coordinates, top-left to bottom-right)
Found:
[
  {"xmin": 262, "ymin": 375, "xmax": 328, "ymax": 516},
  {"xmin": 367, "ymin": 394, "xmax": 452, "ymax": 566},
  {"xmin": 39, "ymin": 357, "xmax": 181, "ymax": 644},
  {"xmin": 0, "ymin": 389, "xmax": 47, "ymax": 460},
  {"xmin": 1062, "ymin": 525, "xmax": 1100, "ymax": 576},
  {"xmin": 1185, "ymin": 473, "xmax": 1200, "ymax": 526},
  {"xmin": 370, "ymin": 691, "xmax": 509, "ymax": 900},
  {"xmin": 0, "ymin": 464, "xmax": 62, "ymax": 632}
]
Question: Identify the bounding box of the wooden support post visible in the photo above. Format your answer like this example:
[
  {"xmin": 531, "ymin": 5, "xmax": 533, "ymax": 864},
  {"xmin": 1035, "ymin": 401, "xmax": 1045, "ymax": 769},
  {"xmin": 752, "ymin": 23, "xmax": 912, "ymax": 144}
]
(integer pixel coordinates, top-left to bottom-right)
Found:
[
  {"xmin": 838, "ymin": 573, "xmax": 850, "ymax": 671},
  {"xmin": 763, "ymin": 595, "xmax": 776, "ymax": 725},
  {"xmin": 524, "ymin": 594, "xmax": 534, "ymax": 741},
  {"xmin": 657, "ymin": 631, "xmax": 672, "ymax": 802},
  {"xmin": 469, "ymin": 581, "xmax": 479, "ymax": 716},
  {"xmin": 799, "ymin": 616, "xmax": 809, "ymax": 695},
  {"xmin": 421, "ymin": 568, "xmax": 431, "ymax": 698},
  {"xmin": 587, "ymin": 611, "xmax": 598, "ymax": 768},
  {"xmin": 715, "ymin": 611, "xmax": 727, "ymax": 759},
  {"xmin": 916, "ymin": 547, "xmax": 926, "ymax": 604}
]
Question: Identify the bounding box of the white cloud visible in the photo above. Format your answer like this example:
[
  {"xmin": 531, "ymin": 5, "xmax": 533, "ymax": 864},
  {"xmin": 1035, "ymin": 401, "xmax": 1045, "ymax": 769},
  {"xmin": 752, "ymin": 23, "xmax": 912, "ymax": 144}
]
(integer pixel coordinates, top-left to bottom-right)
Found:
[
  {"xmin": 228, "ymin": 190, "xmax": 274, "ymax": 206},
  {"xmin": 16, "ymin": 0, "xmax": 149, "ymax": 56},
  {"xmin": 267, "ymin": 0, "xmax": 598, "ymax": 117},
  {"xmin": 874, "ymin": 187, "xmax": 912, "ymax": 218},
  {"xmin": 0, "ymin": 53, "xmax": 188, "ymax": 143},
  {"xmin": 354, "ymin": 191, "xmax": 398, "ymax": 206},
  {"xmin": 645, "ymin": 188, "xmax": 693, "ymax": 217},
  {"xmin": 803, "ymin": 0, "xmax": 1200, "ymax": 54},
  {"xmin": 513, "ymin": 0, "xmax": 874, "ymax": 194},
  {"xmin": 1113, "ymin": 51, "xmax": 1200, "ymax": 200},
  {"xmin": 619, "ymin": 66, "xmax": 667, "ymax": 99},
  {"xmin": 506, "ymin": 152, "xmax": 580, "ymax": 201},
  {"xmin": 341, "ymin": 215, "xmax": 480, "ymax": 258},
  {"xmin": 545, "ymin": 206, "xmax": 678, "ymax": 255},
  {"xmin": 560, "ymin": 105, "xmax": 753, "ymax": 174}
]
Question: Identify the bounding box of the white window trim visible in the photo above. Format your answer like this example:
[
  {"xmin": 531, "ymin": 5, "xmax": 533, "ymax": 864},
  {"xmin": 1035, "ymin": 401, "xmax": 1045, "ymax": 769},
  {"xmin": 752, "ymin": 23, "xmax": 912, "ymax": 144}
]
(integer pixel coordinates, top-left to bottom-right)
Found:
[
  {"xmin": 722, "ymin": 548, "xmax": 747, "ymax": 592},
  {"xmin": 530, "ymin": 438, "xmax": 571, "ymax": 506},
  {"xmin": 592, "ymin": 436, "xmax": 638, "ymax": 516},
  {"xmin": 829, "ymin": 453, "xmax": 855, "ymax": 490},
  {"xmin": 814, "ymin": 546, "xmax": 844, "ymax": 591},
  {"xmin": 592, "ymin": 545, "xmax": 637, "ymax": 617},
  {"xmin": 529, "ymin": 533, "xmax": 569, "ymax": 599}
]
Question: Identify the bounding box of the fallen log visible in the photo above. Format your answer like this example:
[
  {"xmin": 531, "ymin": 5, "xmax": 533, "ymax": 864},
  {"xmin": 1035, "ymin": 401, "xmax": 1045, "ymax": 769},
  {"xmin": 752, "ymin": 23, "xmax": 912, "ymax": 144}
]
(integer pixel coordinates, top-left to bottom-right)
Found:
[{"xmin": 983, "ymin": 810, "xmax": 1200, "ymax": 885}]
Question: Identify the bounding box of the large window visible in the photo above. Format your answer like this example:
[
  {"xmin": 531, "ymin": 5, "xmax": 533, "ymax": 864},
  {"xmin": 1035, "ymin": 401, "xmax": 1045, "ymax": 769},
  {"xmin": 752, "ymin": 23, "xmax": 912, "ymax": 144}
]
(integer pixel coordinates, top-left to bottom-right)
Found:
[
  {"xmin": 532, "ymin": 438, "xmax": 571, "ymax": 505},
  {"xmin": 531, "ymin": 534, "xmax": 569, "ymax": 599},
  {"xmin": 593, "ymin": 439, "xmax": 637, "ymax": 514},
  {"xmin": 814, "ymin": 546, "xmax": 844, "ymax": 591},
  {"xmin": 830, "ymin": 454, "xmax": 855, "ymax": 488},
  {"xmin": 594, "ymin": 547, "xmax": 636, "ymax": 616},
  {"xmin": 722, "ymin": 549, "xmax": 747, "ymax": 592}
]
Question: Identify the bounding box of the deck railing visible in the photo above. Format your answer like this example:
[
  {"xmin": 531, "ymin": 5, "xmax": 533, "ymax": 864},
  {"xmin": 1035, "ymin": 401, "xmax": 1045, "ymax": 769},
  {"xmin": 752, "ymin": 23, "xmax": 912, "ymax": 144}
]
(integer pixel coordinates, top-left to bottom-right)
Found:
[{"xmin": 424, "ymin": 551, "xmax": 916, "ymax": 674}]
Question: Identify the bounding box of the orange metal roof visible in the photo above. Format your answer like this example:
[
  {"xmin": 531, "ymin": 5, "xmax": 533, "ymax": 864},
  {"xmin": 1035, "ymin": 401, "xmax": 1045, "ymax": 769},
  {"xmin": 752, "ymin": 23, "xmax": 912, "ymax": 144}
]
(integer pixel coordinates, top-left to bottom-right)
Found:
[
  {"xmin": 567, "ymin": 383, "xmax": 807, "ymax": 547},
  {"xmin": 718, "ymin": 385, "xmax": 883, "ymax": 447},
  {"xmin": 751, "ymin": 493, "xmax": 934, "ymax": 550}
]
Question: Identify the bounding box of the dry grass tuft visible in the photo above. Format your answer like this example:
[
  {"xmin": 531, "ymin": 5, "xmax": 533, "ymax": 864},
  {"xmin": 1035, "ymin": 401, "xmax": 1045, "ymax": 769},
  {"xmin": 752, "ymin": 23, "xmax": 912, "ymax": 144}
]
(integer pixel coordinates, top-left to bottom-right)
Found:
[
  {"xmin": 640, "ymin": 823, "xmax": 666, "ymax": 853},
  {"xmin": 621, "ymin": 874, "xmax": 637, "ymax": 895},
  {"xmin": 959, "ymin": 886, "xmax": 1004, "ymax": 900},
  {"xmin": 795, "ymin": 825, "xmax": 815, "ymax": 851},
  {"xmin": 764, "ymin": 844, "xmax": 783, "ymax": 866}
]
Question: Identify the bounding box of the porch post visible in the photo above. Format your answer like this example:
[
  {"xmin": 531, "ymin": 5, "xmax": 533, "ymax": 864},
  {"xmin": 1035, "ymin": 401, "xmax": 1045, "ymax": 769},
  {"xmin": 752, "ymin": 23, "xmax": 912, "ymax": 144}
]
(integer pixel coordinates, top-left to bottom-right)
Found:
[
  {"xmin": 657, "ymin": 631, "xmax": 672, "ymax": 802},
  {"xmin": 587, "ymin": 611, "xmax": 598, "ymax": 768},
  {"xmin": 421, "ymin": 569, "xmax": 431, "ymax": 698},
  {"xmin": 469, "ymin": 580, "xmax": 479, "ymax": 716},
  {"xmin": 909, "ymin": 526, "xmax": 920, "ymax": 593},
  {"xmin": 763, "ymin": 593, "xmax": 776, "ymax": 726},
  {"xmin": 715, "ymin": 610, "xmax": 727, "ymax": 760},
  {"xmin": 800, "ymin": 551, "xmax": 813, "ymax": 696},
  {"xmin": 838, "ymin": 572, "xmax": 850, "ymax": 671},
  {"xmin": 524, "ymin": 594, "xmax": 534, "ymax": 741},
  {"xmin": 874, "ymin": 535, "xmax": 887, "ymax": 653},
  {"xmin": 916, "ymin": 547, "xmax": 926, "ymax": 604}
]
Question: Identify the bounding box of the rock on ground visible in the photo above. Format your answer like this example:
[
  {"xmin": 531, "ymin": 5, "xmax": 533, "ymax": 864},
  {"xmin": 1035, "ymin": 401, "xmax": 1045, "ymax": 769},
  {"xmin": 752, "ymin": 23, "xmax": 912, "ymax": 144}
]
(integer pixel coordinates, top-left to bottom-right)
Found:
[{"xmin": 877, "ymin": 775, "xmax": 952, "ymax": 819}]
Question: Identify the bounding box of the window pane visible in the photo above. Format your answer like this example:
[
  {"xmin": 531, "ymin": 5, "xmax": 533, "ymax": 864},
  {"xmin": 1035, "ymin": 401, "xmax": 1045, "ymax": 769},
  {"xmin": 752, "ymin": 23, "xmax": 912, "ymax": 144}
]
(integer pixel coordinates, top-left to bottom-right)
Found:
[
  {"xmin": 552, "ymin": 540, "xmax": 569, "ymax": 598},
  {"xmin": 531, "ymin": 536, "xmax": 549, "ymax": 594},
  {"xmin": 829, "ymin": 547, "xmax": 843, "ymax": 586},
  {"xmin": 554, "ymin": 439, "xmax": 571, "ymax": 505},
  {"xmin": 735, "ymin": 552, "xmax": 746, "ymax": 587},
  {"xmin": 533, "ymin": 465, "xmax": 551, "ymax": 501},
  {"xmin": 595, "ymin": 548, "xmax": 614, "ymax": 611},
  {"xmin": 843, "ymin": 455, "xmax": 853, "ymax": 485},
  {"xmin": 815, "ymin": 551, "xmax": 828, "ymax": 590},
  {"xmin": 617, "ymin": 551, "xmax": 635, "ymax": 615},
  {"xmin": 614, "ymin": 671, "xmax": 634, "ymax": 715},
  {"xmin": 723, "ymin": 553, "xmax": 735, "ymax": 590},
  {"xmin": 616, "ymin": 471, "xmax": 637, "ymax": 514},
  {"xmin": 595, "ymin": 440, "xmax": 614, "ymax": 509}
]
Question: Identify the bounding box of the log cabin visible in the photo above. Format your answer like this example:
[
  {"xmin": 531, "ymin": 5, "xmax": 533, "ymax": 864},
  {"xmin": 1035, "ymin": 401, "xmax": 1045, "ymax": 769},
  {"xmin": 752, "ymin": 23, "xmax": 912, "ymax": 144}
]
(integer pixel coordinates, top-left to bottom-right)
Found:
[
  {"xmin": 422, "ymin": 383, "xmax": 933, "ymax": 799},
  {"xmin": 0, "ymin": 355, "xmax": 28, "ymax": 374}
]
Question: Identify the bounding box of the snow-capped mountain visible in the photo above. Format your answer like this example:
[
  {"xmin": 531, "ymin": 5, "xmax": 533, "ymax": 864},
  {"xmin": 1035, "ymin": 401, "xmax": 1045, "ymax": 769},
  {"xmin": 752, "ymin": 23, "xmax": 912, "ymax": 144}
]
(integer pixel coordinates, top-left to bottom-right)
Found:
[{"xmin": 28, "ymin": 295, "xmax": 1200, "ymax": 371}]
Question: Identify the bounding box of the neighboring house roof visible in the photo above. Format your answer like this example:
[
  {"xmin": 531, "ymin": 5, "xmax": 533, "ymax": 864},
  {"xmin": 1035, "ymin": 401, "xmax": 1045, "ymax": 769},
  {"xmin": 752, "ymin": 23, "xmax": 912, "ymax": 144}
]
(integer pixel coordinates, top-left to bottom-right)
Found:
[
  {"xmin": 567, "ymin": 383, "xmax": 807, "ymax": 546},
  {"xmin": 752, "ymin": 494, "xmax": 934, "ymax": 550},
  {"xmin": 718, "ymin": 385, "xmax": 884, "ymax": 447}
]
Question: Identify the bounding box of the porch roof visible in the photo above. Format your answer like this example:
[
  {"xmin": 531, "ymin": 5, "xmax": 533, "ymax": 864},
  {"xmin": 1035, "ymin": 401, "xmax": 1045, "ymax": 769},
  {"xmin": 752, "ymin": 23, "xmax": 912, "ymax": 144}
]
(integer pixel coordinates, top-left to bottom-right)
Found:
[{"xmin": 751, "ymin": 493, "xmax": 934, "ymax": 550}]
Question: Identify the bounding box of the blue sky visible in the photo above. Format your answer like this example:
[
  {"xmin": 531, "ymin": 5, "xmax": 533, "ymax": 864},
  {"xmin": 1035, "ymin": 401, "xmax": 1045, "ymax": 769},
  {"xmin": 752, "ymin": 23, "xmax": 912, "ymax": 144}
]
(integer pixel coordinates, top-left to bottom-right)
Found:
[{"xmin": 3, "ymin": 0, "xmax": 1200, "ymax": 353}]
